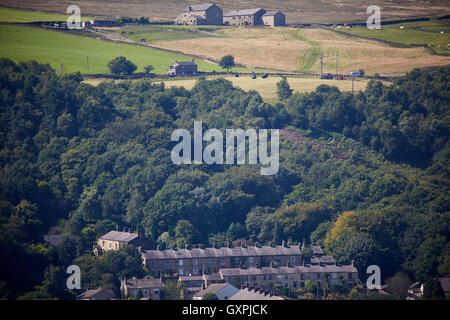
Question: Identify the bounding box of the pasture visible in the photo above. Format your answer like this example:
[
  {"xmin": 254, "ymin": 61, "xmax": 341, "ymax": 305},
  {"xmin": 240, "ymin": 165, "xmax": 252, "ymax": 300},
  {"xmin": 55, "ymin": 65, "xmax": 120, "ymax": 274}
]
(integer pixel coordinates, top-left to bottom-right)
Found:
[
  {"xmin": 337, "ymin": 19, "xmax": 450, "ymax": 55},
  {"xmin": 0, "ymin": 24, "xmax": 233, "ymax": 74},
  {"xmin": 0, "ymin": 7, "xmax": 93, "ymax": 22}
]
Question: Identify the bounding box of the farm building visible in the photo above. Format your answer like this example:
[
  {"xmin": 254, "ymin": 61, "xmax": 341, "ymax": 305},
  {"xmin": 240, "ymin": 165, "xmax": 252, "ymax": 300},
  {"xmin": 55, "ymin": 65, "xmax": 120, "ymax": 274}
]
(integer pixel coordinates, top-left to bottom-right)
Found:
[
  {"xmin": 167, "ymin": 60, "xmax": 198, "ymax": 76},
  {"xmin": 262, "ymin": 11, "xmax": 286, "ymax": 27},
  {"xmin": 175, "ymin": 3, "xmax": 223, "ymax": 25},
  {"xmin": 223, "ymin": 8, "xmax": 266, "ymax": 26}
]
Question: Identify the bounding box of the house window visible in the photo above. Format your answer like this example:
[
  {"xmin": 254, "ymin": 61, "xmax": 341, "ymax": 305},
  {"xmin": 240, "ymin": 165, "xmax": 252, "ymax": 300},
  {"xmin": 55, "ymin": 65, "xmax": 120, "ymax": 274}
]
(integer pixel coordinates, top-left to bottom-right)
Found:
[
  {"xmin": 179, "ymin": 259, "xmax": 183, "ymax": 266},
  {"xmin": 193, "ymin": 259, "xmax": 198, "ymax": 265},
  {"xmin": 290, "ymin": 256, "xmax": 295, "ymax": 263},
  {"xmin": 220, "ymin": 258, "xmax": 225, "ymax": 265},
  {"xmin": 332, "ymin": 273, "xmax": 337, "ymax": 279},
  {"xmin": 249, "ymin": 257, "xmax": 254, "ymax": 264},
  {"xmin": 193, "ymin": 268, "xmax": 198, "ymax": 275},
  {"xmin": 206, "ymin": 259, "xmax": 212, "ymax": 264},
  {"xmin": 102, "ymin": 241, "xmax": 105, "ymax": 247},
  {"xmin": 165, "ymin": 260, "xmax": 169, "ymax": 266},
  {"xmin": 316, "ymin": 274, "xmax": 321, "ymax": 280},
  {"xmin": 144, "ymin": 290, "xmax": 148, "ymax": 295},
  {"xmin": 179, "ymin": 269, "xmax": 184, "ymax": 275},
  {"xmin": 115, "ymin": 243, "xmax": 118, "ymax": 249},
  {"xmin": 109, "ymin": 242, "xmax": 112, "ymax": 249}
]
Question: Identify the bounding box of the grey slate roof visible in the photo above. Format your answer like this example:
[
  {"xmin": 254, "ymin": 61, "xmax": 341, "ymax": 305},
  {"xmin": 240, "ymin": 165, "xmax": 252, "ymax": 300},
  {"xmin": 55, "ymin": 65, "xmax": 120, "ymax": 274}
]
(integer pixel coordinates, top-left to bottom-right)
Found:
[
  {"xmin": 229, "ymin": 288, "xmax": 284, "ymax": 300},
  {"xmin": 311, "ymin": 246, "xmax": 323, "ymax": 255},
  {"xmin": 183, "ymin": 4, "xmax": 215, "ymax": 12},
  {"xmin": 124, "ymin": 278, "xmax": 165, "ymax": 289},
  {"xmin": 143, "ymin": 244, "xmax": 301, "ymax": 260},
  {"xmin": 311, "ymin": 255, "xmax": 336, "ymax": 265},
  {"xmin": 263, "ymin": 11, "xmax": 283, "ymax": 17},
  {"xmin": 99, "ymin": 231, "xmax": 138, "ymax": 243},
  {"xmin": 194, "ymin": 283, "xmax": 234, "ymax": 297},
  {"xmin": 44, "ymin": 234, "xmax": 68, "ymax": 246},
  {"xmin": 219, "ymin": 264, "xmax": 357, "ymax": 276},
  {"xmin": 224, "ymin": 8, "xmax": 265, "ymax": 17},
  {"xmin": 173, "ymin": 61, "xmax": 197, "ymax": 66},
  {"xmin": 77, "ymin": 288, "xmax": 115, "ymax": 300}
]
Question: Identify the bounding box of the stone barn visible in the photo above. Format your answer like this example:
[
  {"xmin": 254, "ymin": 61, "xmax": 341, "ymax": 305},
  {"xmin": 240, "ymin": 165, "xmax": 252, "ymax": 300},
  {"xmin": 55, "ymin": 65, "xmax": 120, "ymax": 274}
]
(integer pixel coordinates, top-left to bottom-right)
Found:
[{"xmin": 262, "ymin": 11, "xmax": 286, "ymax": 27}]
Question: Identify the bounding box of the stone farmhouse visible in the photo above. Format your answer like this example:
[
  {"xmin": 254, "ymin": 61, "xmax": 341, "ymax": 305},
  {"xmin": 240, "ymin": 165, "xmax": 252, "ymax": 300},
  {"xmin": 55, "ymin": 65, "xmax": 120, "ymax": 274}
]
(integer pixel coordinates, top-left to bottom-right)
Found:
[
  {"xmin": 142, "ymin": 241, "xmax": 304, "ymax": 277},
  {"xmin": 93, "ymin": 229, "xmax": 139, "ymax": 256},
  {"xmin": 223, "ymin": 8, "xmax": 266, "ymax": 26},
  {"xmin": 175, "ymin": 3, "xmax": 223, "ymax": 25},
  {"xmin": 167, "ymin": 60, "xmax": 198, "ymax": 76}
]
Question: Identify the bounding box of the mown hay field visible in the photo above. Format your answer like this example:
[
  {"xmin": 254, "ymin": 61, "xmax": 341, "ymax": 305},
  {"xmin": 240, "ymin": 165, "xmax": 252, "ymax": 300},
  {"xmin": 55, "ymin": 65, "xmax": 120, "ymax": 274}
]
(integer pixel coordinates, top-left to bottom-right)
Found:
[{"xmin": 151, "ymin": 26, "xmax": 450, "ymax": 76}]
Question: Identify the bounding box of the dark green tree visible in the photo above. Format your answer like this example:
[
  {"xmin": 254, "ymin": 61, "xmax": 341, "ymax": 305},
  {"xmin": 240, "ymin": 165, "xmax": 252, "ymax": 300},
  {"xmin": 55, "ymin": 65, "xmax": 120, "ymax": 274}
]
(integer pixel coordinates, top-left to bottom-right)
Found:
[
  {"xmin": 277, "ymin": 77, "xmax": 293, "ymax": 100},
  {"xmin": 107, "ymin": 56, "xmax": 137, "ymax": 75},
  {"xmin": 219, "ymin": 55, "xmax": 235, "ymax": 72}
]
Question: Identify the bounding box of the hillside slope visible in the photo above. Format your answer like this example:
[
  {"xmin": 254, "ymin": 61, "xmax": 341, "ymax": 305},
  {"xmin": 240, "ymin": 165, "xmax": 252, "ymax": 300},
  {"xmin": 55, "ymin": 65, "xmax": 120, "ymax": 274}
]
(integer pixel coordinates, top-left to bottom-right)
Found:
[{"xmin": 0, "ymin": 0, "xmax": 449, "ymax": 24}]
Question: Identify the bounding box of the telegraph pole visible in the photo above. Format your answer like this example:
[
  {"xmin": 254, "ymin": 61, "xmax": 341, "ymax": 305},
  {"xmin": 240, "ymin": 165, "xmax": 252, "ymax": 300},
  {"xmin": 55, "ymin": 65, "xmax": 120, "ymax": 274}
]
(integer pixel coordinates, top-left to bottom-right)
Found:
[
  {"xmin": 320, "ymin": 54, "xmax": 323, "ymax": 78},
  {"xmin": 352, "ymin": 74, "xmax": 355, "ymax": 94},
  {"xmin": 335, "ymin": 53, "xmax": 339, "ymax": 78}
]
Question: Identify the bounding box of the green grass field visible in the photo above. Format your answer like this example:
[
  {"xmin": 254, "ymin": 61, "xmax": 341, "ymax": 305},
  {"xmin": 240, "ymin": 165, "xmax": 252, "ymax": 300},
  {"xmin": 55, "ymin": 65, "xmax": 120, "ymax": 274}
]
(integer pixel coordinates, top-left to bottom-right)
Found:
[
  {"xmin": 338, "ymin": 20, "xmax": 450, "ymax": 55},
  {"xmin": 0, "ymin": 24, "xmax": 235, "ymax": 74},
  {"xmin": 0, "ymin": 7, "xmax": 93, "ymax": 22},
  {"xmin": 117, "ymin": 25, "xmax": 226, "ymax": 43}
]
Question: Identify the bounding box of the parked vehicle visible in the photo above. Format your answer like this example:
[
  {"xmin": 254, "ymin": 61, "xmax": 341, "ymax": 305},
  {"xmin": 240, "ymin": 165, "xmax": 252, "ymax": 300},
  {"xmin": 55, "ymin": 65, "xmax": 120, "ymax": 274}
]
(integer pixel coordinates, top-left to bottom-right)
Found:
[
  {"xmin": 251, "ymin": 73, "xmax": 257, "ymax": 79},
  {"xmin": 349, "ymin": 71, "xmax": 362, "ymax": 77},
  {"xmin": 235, "ymin": 73, "xmax": 240, "ymax": 78},
  {"xmin": 321, "ymin": 73, "xmax": 333, "ymax": 79},
  {"xmin": 261, "ymin": 73, "xmax": 269, "ymax": 79}
]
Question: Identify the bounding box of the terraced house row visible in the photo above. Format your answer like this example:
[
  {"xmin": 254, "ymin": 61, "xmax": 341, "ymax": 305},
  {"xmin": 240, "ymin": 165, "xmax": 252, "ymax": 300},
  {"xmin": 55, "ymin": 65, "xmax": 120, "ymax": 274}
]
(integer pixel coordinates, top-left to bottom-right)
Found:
[{"xmin": 142, "ymin": 241, "xmax": 306, "ymax": 277}]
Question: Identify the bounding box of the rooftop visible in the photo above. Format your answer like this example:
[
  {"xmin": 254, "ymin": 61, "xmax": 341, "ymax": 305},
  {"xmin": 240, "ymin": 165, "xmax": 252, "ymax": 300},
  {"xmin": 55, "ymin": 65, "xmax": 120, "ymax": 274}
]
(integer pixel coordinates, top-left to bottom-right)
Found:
[
  {"xmin": 183, "ymin": 4, "xmax": 216, "ymax": 12},
  {"xmin": 123, "ymin": 278, "xmax": 165, "ymax": 289},
  {"xmin": 77, "ymin": 288, "xmax": 115, "ymax": 300},
  {"xmin": 173, "ymin": 60, "xmax": 197, "ymax": 66},
  {"xmin": 229, "ymin": 288, "xmax": 284, "ymax": 300},
  {"xmin": 143, "ymin": 244, "xmax": 302, "ymax": 260},
  {"xmin": 263, "ymin": 11, "xmax": 283, "ymax": 17},
  {"xmin": 99, "ymin": 230, "xmax": 138, "ymax": 243},
  {"xmin": 224, "ymin": 8, "xmax": 265, "ymax": 17},
  {"xmin": 219, "ymin": 264, "xmax": 357, "ymax": 276}
]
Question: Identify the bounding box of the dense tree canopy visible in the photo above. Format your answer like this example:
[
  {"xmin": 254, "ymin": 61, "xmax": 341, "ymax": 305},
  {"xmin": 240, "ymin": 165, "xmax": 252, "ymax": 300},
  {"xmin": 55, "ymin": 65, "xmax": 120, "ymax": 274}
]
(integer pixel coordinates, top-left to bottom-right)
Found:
[{"xmin": 0, "ymin": 58, "xmax": 448, "ymax": 299}]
